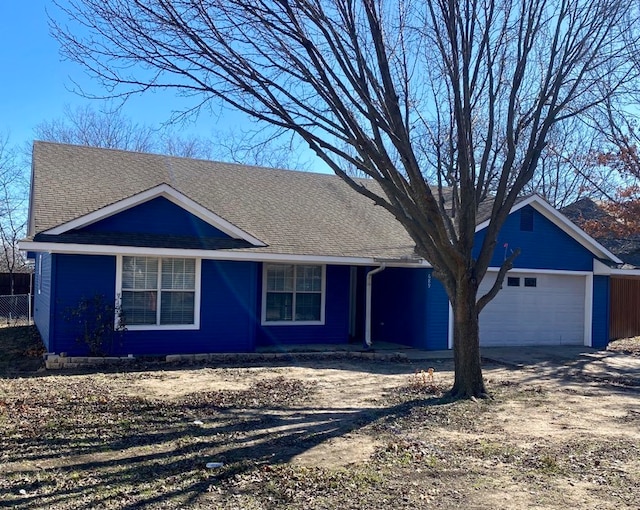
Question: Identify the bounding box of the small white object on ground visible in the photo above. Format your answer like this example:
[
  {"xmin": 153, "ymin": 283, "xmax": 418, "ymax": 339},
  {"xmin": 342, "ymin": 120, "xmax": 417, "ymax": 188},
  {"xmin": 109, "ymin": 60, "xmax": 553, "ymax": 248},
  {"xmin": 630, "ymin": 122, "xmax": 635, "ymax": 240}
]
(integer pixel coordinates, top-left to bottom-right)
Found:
[
  {"xmin": 206, "ymin": 462, "xmax": 224, "ymax": 469},
  {"xmin": 192, "ymin": 420, "xmax": 204, "ymax": 426}
]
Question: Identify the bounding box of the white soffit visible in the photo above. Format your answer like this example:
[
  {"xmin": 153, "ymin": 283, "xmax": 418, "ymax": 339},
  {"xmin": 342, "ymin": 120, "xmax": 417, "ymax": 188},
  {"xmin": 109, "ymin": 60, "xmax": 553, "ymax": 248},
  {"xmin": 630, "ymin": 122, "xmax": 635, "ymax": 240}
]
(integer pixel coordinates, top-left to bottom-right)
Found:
[
  {"xmin": 17, "ymin": 240, "xmax": 430, "ymax": 267},
  {"xmin": 594, "ymin": 259, "xmax": 640, "ymax": 276}
]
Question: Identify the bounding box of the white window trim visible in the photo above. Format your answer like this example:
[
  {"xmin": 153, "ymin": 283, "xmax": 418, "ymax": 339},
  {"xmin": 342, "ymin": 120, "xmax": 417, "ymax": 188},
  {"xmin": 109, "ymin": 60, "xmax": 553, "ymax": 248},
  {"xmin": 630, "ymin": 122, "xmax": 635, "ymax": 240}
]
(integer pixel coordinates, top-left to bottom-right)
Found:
[
  {"xmin": 261, "ymin": 263, "xmax": 326, "ymax": 326},
  {"xmin": 115, "ymin": 255, "xmax": 201, "ymax": 331}
]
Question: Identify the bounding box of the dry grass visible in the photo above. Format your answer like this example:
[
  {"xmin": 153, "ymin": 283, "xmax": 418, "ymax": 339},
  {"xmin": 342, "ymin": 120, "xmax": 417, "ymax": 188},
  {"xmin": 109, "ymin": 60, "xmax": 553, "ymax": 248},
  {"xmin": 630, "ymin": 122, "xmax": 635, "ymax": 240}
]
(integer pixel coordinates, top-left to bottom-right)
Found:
[
  {"xmin": 0, "ymin": 326, "xmax": 44, "ymax": 376},
  {"xmin": 1, "ymin": 328, "xmax": 639, "ymax": 509},
  {"xmin": 608, "ymin": 337, "xmax": 640, "ymax": 355}
]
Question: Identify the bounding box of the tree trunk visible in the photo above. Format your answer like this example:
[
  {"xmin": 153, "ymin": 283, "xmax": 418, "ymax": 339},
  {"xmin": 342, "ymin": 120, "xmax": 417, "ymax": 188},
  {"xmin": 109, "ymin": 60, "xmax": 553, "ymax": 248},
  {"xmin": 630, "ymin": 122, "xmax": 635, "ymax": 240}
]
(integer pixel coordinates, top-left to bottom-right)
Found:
[{"xmin": 450, "ymin": 276, "xmax": 488, "ymax": 399}]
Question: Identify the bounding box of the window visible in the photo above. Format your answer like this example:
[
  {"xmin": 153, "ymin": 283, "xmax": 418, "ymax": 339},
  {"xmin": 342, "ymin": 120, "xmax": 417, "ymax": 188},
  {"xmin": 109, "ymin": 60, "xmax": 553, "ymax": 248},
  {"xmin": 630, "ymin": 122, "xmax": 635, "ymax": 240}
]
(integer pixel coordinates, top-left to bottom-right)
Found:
[
  {"xmin": 524, "ymin": 277, "xmax": 537, "ymax": 287},
  {"xmin": 118, "ymin": 256, "xmax": 199, "ymax": 328},
  {"xmin": 520, "ymin": 208, "xmax": 534, "ymax": 231},
  {"xmin": 507, "ymin": 277, "xmax": 520, "ymax": 287},
  {"xmin": 263, "ymin": 264, "xmax": 324, "ymax": 324}
]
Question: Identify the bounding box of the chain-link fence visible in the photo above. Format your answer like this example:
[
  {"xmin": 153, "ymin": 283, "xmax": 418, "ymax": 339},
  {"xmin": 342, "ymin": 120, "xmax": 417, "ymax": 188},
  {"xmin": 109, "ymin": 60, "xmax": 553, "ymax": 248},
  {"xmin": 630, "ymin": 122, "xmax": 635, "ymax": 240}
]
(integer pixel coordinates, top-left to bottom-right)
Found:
[{"xmin": 0, "ymin": 294, "xmax": 32, "ymax": 327}]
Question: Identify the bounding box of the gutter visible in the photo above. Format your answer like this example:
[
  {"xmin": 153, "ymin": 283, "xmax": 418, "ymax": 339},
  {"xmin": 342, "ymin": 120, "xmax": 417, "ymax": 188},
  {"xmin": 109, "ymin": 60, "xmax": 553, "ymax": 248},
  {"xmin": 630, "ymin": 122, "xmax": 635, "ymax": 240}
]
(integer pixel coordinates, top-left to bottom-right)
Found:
[
  {"xmin": 365, "ymin": 263, "xmax": 386, "ymax": 348},
  {"xmin": 17, "ymin": 240, "xmax": 430, "ymax": 267},
  {"xmin": 594, "ymin": 258, "xmax": 640, "ymax": 276}
]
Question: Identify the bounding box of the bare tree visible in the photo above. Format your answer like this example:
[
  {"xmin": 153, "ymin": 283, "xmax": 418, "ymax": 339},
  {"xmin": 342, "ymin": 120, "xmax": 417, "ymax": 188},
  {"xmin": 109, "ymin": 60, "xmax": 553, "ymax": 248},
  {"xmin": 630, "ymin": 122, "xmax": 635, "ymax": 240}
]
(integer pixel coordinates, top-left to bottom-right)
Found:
[
  {"xmin": 51, "ymin": 0, "xmax": 636, "ymax": 398},
  {"xmin": 0, "ymin": 135, "xmax": 28, "ymax": 294},
  {"xmin": 35, "ymin": 104, "xmax": 158, "ymax": 152},
  {"xmin": 555, "ymin": 93, "xmax": 640, "ymax": 240},
  {"xmin": 522, "ymin": 120, "xmax": 620, "ymax": 208},
  {"xmin": 35, "ymin": 103, "xmax": 305, "ymax": 167},
  {"xmin": 208, "ymin": 127, "xmax": 313, "ymax": 170},
  {"xmin": 35, "ymin": 104, "xmax": 221, "ymax": 158}
]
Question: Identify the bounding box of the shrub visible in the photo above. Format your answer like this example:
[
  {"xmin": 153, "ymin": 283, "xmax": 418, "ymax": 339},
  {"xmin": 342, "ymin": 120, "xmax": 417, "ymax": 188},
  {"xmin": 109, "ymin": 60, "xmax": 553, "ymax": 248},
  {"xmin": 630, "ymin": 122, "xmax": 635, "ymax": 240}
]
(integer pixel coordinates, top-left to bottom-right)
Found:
[{"xmin": 64, "ymin": 294, "xmax": 126, "ymax": 356}]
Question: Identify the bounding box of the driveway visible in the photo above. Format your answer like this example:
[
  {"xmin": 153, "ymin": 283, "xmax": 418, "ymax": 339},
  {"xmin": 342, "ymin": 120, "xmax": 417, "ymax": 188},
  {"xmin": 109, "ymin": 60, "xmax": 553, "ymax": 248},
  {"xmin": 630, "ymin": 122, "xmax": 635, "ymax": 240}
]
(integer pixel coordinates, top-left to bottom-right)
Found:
[{"xmin": 480, "ymin": 345, "xmax": 640, "ymax": 386}]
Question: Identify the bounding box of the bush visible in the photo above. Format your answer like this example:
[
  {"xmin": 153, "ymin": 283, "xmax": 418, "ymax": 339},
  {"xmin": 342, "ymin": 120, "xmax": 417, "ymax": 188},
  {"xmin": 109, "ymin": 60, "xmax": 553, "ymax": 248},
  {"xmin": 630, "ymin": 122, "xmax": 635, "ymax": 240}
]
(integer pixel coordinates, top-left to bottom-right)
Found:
[{"xmin": 64, "ymin": 294, "xmax": 126, "ymax": 356}]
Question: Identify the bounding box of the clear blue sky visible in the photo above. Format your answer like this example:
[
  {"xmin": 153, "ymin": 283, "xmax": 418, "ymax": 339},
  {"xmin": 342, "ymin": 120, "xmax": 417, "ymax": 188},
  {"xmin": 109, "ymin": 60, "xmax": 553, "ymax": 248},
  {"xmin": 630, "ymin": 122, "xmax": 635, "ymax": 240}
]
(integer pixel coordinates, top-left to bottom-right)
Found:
[{"xmin": 0, "ymin": 1, "xmax": 237, "ymax": 152}]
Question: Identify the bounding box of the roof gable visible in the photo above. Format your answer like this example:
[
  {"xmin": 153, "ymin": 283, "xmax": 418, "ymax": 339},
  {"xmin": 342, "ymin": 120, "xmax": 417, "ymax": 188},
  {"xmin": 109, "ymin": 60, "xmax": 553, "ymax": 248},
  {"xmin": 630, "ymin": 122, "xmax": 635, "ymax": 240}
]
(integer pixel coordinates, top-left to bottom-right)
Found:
[
  {"xmin": 475, "ymin": 195, "xmax": 621, "ymax": 263},
  {"xmin": 475, "ymin": 205, "xmax": 597, "ymax": 271},
  {"xmin": 75, "ymin": 196, "xmax": 231, "ymax": 238},
  {"xmin": 44, "ymin": 183, "xmax": 266, "ymax": 247}
]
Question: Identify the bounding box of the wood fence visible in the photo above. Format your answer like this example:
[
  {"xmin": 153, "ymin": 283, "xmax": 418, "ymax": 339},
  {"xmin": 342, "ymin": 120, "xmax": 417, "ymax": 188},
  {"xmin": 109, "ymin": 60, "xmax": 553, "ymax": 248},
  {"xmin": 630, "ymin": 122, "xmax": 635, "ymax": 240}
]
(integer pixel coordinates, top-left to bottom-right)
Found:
[
  {"xmin": 0, "ymin": 273, "xmax": 33, "ymax": 296},
  {"xmin": 610, "ymin": 277, "xmax": 640, "ymax": 340}
]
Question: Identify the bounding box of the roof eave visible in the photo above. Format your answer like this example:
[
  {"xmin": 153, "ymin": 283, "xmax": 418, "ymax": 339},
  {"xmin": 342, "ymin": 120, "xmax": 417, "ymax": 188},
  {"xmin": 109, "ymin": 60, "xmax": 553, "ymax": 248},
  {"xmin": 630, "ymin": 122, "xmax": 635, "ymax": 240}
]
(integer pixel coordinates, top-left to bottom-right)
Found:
[{"xmin": 17, "ymin": 240, "xmax": 431, "ymax": 267}]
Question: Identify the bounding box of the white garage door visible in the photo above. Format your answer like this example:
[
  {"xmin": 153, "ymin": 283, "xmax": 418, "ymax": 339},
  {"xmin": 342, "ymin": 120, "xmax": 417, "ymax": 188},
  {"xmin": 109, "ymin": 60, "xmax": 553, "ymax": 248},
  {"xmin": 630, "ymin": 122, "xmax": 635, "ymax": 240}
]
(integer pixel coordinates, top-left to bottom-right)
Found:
[{"xmin": 478, "ymin": 272, "xmax": 586, "ymax": 346}]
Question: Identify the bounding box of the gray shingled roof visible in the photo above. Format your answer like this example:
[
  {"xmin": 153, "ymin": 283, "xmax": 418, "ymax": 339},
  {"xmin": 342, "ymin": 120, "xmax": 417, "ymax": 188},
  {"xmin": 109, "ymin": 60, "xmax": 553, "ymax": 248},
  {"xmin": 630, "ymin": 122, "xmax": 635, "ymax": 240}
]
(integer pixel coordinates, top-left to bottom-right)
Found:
[{"xmin": 30, "ymin": 141, "xmax": 421, "ymax": 260}]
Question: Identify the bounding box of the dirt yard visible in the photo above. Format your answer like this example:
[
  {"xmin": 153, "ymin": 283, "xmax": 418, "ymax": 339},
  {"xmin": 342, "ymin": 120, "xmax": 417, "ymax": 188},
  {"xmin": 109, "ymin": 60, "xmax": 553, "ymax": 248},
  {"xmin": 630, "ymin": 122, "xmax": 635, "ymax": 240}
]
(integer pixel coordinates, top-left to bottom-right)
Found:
[{"xmin": 1, "ymin": 354, "xmax": 639, "ymax": 509}]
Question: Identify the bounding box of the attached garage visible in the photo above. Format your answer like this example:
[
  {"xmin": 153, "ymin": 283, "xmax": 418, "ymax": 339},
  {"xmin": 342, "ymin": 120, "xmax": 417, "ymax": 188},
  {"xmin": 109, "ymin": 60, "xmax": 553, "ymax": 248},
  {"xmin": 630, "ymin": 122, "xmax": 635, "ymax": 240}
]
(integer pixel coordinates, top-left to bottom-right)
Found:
[{"xmin": 478, "ymin": 271, "xmax": 588, "ymax": 346}]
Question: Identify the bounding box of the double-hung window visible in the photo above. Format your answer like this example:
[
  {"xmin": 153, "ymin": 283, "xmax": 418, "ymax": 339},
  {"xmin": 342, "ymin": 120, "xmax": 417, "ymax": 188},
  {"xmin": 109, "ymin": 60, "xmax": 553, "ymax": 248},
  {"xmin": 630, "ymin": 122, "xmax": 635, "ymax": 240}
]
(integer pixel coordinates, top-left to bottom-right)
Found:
[
  {"xmin": 119, "ymin": 256, "xmax": 199, "ymax": 329},
  {"xmin": 263, "ymin": 264, "xmax": 325, "ymax": 324}
]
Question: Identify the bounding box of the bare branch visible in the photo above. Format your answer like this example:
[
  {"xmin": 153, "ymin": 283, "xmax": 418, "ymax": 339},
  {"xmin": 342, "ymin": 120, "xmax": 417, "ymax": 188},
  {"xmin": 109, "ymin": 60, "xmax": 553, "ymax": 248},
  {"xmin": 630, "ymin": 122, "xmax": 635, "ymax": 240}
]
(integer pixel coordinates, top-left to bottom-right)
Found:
[{"xmin": 49, "ymin": 0, "xmax": 637, "ymax": 397}]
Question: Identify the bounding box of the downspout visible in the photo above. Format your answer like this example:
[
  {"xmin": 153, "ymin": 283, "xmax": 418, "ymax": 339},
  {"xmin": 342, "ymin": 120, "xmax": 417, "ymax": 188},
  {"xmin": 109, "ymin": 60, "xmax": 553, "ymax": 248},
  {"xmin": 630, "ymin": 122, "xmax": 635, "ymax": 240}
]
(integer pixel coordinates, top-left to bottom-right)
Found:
[{"xmin": 365, "ymin": 263, "xmax": 386, "ymax": 348}]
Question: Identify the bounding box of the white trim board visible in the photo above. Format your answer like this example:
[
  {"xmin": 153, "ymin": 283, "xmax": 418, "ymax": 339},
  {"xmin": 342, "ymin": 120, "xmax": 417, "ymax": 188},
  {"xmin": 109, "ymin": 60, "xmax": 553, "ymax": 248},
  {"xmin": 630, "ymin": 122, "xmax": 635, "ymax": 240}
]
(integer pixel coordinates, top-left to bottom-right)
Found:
[
  {"xmin": 584, "ymin": 273, "xmax": 593, "ymax": 347},
  {"xmin": 475, "ymin": 195, "xmax": 621, "ymax": 264},
  {"xmin": 485, "ymin": 267, "xmax": 592, "ymax": 276},
  {"xmin": 18, "ymin": 240, "xmax": 429, "ymax": 267},
  {"xmin": 447, "ymin": 302, "xmax": 454, "ymax": 350},
  {"xmin": 594, "ymin": 259, "xmax": 640, "ymax": 276},
  {"xmin": 44, "ymin": 183, "xmax": 266, "ymax": 247}
]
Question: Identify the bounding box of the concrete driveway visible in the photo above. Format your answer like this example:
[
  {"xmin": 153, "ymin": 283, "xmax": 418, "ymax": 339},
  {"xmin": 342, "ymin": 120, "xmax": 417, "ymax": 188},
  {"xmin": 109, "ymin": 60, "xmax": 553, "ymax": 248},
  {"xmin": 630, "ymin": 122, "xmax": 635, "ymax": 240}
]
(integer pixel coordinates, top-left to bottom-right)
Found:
[
  {"xmin": 480, "ymin": 345, "xmax": 640, "ymax": 386},
  {"xmin": 260, "ymin": 341, "xmax": 640, "ymax": 386}
]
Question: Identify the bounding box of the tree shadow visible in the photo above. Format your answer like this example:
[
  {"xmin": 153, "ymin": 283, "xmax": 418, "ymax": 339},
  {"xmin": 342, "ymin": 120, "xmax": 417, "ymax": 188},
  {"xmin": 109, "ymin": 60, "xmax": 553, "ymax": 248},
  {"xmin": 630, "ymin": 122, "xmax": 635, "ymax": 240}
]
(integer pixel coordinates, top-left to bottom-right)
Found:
[
  {"xmin": 6, "ymin": 349, "xmax": 639, "ymax": 507},
  {"xmin": 482, "ymin": 349, "xmax": 640, "ymax": 391},
  {"xmin": 3, "ymin": 391, "xmax": 452, "ymax": 509}
]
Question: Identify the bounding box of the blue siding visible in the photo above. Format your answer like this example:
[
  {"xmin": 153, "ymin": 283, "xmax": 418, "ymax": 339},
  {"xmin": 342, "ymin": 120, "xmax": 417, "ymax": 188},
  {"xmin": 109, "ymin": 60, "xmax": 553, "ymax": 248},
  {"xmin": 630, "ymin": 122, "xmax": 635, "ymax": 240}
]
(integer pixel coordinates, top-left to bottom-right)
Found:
[
  {"xmin": 37, "ymin": 201, "xmax": 610, "ymax": 355},
  {"xmin": 33, "ymin": 253, "xmax": 53, "ymax": 350},
  {"xmin": 474, "ymin": 206, "xmax": 595, "ymax": 271},
  {"xmin": 121, "ymin": 260, "xmax": 258, "ymax": 355},
  {"xmin": 51, "ymin": 254, "xmax": 117, "ymax": 355},
  {"xmin": 256, "ymin": 264, "xmax": 351, "ymax": 346},
  {"xmin": 50, "ymin": 256, "xmax": 258, "ymax": 356},
  {"xmin": 592, "ymin": 275, "xmax": 610, "ymax": 349},
  {"xmin": 78, "ymin": 197, "xmax": 230, "ymax": 238},
  {"xmin": 371, "ymin": 267, "xmax": 429, "ymax": 347},
  {"xmin": 425, "ymin": 272, "xmax": 450, "ymax": 350},
  {"xmin": 371, "ymin": 268, "xmax": 449, "ymax": 350}
]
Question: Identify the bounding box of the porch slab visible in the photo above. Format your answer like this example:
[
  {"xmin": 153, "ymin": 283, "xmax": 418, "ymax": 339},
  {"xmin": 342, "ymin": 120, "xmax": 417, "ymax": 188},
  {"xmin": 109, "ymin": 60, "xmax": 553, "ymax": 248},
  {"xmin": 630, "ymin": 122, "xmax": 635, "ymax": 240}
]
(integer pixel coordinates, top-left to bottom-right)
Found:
[
  {"xmin": 256, "ymin": 342, "xmax": 454, "ymax": 361},
  {"xmin": 256, "ymin": 341, "xmax": 411, "ymax": 353}
]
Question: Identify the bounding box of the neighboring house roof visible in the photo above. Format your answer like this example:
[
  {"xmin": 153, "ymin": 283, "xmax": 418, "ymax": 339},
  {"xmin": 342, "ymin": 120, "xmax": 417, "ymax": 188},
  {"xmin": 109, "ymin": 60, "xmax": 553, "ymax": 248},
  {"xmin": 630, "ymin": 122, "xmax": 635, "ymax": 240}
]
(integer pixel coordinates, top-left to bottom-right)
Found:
[
  {"xmin": 562, "ymin": 198, "xmax": 640, "ymax": 267},
  {"xmin": 24, "ymin": 141, "xmax": 620, "ymax": 265}
]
